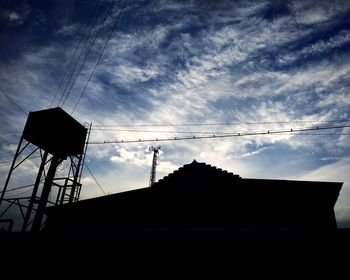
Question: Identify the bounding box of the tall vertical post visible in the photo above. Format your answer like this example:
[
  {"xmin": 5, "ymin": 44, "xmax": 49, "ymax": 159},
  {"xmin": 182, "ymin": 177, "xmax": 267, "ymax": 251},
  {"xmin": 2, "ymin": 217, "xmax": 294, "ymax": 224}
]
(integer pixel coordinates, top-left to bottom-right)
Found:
[
  {"xmin": 76, "ymin": 122, "xmax": 92, "ymax": 201},
  {"xmin": 31, "ymin": 155, "xmax": 62, "ymax": 232},
  {"xmin": 68, "ymin": 155, "xmax": 83, "ymax": 203},
  {"xmin": 149, "ymin": 146, "xmax": 161, "ymax": 187}
]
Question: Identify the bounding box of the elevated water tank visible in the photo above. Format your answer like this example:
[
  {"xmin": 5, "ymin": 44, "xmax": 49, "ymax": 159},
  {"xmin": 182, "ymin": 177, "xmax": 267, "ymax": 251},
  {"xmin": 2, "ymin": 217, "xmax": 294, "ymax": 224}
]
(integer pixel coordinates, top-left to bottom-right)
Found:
[{"xmin": 22, "ymin": 107, "xmax": 87, "ymax": 158}]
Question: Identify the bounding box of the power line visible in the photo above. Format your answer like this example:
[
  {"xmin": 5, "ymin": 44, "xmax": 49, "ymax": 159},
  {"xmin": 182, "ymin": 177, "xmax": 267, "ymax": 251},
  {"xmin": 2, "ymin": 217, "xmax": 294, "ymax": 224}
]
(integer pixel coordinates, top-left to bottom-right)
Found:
[
  {"xmin": 90, "ymin": 128, "xmax": 350, "ymax": 135},
  {"xmin": 58, "ymin": 0, "xmax": 108, "ymax": 107},
  {"xmin": 85, "ymin": 163, "xmax": 106, "ymax": 196},
  {"xmin": 0, "ymin": 87, "xmax": 27, "ymax": 115},
  {"xmin": 50, "ymin": 0, "xmax": 103, "ymax": 108},
  {"xmin": 60, "ymin": 0, "xmax": 114, "ymax": 107},
  {"xmin": 88, "ymin": 124, "xmax": 350, "ymax": 144},
  {"xmin": 91, "ymin": 128, "xmax": 241, "ymax": 134},
  {"xmin": 92, "ymin": 119, "xmax": 350, "ymax": 127},
  {"xmin": 71, "ymin": 0, "xmax": 128, "ymax": 114},
  {"xmin": 291, "ymin": 133, "xmax": 350, "ymax": 136}
]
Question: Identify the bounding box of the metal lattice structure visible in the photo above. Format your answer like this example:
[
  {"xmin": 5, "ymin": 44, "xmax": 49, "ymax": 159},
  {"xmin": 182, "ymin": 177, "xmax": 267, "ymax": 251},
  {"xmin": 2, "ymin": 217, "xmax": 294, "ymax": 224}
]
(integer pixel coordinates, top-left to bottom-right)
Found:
[
  {"xmin": 149, "ymin": 146, "xmax": 161, "ymax": 187},
  {"xmin": 0, "ymin": 108, "xmax": 91, "ymax": 232}
]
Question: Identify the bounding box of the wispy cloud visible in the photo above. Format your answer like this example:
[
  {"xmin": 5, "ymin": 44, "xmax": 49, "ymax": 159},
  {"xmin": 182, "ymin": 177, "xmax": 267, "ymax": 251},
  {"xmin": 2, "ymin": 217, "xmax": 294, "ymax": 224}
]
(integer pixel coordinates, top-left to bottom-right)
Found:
[
  {"xmin": 290, "ymin": 0, "xmax": 349, "ymax": 25},
  {"xmin": 0, "ymin": 3, "xmax": 31, "ymax": 26},
  {"xmin": 110, "ymin": 145, "xmax": 151, "ymax": 166},
  {"xmin": 55, "ymin": 23, "xmax": 79, "ymax": 36},
  {"xmin": 278, "ymin": 30, "xmax": 350, "ymax": 66}
]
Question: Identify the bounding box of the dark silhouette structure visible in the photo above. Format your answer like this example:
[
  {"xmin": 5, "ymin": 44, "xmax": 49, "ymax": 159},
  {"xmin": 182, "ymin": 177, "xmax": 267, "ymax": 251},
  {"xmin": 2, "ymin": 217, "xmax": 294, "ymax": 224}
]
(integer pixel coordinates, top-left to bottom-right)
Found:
[
  {"xmin": 149, "ymin": 145, "xmax": 161, "ymax": 186},
  {"xmin": 22, "ymin": 107, "xmax": 87, "ymax": 158},
  {"xmin": 45, "ymin": 160, "xmax": 342, "ymax": 236},
  {"xmin": 0, "ymin": 108, "xmax": 90, "ymax": 232}
]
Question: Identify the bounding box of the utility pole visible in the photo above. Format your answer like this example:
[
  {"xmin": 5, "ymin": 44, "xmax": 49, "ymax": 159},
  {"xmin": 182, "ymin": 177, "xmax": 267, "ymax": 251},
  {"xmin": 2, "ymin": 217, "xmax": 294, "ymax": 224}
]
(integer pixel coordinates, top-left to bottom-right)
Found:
[{"xmin": 149, "ymin": 146, "xmax": 161, "ymax": 187}]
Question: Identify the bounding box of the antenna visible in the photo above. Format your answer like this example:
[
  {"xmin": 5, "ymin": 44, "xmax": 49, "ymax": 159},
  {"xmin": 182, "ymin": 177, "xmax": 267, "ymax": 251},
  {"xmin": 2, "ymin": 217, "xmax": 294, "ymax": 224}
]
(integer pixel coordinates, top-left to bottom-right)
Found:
[{"xmin": 149, "ymin": 146, "xmax": 161, "ymax": 187}]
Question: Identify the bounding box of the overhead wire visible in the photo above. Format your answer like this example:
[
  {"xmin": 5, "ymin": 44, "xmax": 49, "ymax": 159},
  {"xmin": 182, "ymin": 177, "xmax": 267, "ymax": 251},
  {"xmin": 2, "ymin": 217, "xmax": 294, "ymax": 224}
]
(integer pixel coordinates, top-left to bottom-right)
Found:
[
  {"xmin": 61, "ymin": 0, "xmax": 119, "ymax": 108},
  {"xmin": 92, "ymin": 119, "xmax": 350, "ymax": 127},
  {"xmin": 90, "ymin": 125, "xmax": 350, "ymax": 135},
  {"xmin": 0, "ymin": 87, "xmax": 28, "ymax": 115},
  {"xmin": 50, "ymin": 0, "xmax": 103, "ymax": 108},
  {"xmin": 88, "ymin": 124, "xmax": 350, "ymax": 144},
  {"xmin": 85, "ymin": 163, "xmax": 106, "ymax": 196},
  {"xmin": 288, "ymin": 133, "xmax": 350, "ymax": 136},
  {"xmin": 71, "ymin": 0, "xmax": 128, "ymax": 114},
  {"xmin": 58, "ymin": 0, "xmax": 107, "ymax": 107},
  {"xmin": 91, "ymin": 128, "xmax": 242, "ymax": 134}
]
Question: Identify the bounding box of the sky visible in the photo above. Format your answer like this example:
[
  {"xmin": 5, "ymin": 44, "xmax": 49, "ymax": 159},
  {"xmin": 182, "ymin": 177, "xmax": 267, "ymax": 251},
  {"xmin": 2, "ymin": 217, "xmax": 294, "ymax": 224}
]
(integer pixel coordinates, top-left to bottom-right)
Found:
[{"xmin": 0, "ymin": 0, "xmax": 350, "ymax": 229}]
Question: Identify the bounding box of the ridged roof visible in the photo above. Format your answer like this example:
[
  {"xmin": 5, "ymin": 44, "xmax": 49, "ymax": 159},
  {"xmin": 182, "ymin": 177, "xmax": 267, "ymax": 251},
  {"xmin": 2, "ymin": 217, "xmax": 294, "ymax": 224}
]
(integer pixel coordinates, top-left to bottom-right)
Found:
[{"xmin": 154, "ymin": 159, "xmax": 240, "ymax": 187}]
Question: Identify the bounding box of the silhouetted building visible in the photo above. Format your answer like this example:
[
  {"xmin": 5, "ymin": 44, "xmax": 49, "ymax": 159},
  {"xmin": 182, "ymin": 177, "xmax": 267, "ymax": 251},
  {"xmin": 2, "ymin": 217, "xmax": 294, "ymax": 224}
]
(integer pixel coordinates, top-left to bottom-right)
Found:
[{"xmin": 45, "ymin": 160, "xmax": 342, "ymax": 237}]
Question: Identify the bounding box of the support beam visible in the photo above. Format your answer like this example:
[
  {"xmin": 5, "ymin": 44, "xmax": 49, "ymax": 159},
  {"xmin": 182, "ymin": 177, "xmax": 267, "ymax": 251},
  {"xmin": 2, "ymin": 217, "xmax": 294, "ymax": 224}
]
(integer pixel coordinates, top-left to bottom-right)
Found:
[
  {"xmin": 0, "ymin": 137, "xmax": 24, "ymax": 206},
  {"xmin": 22, "ymin": 151, "xmax": 48, "ymax": 232},
  {"xmin": 31, "ymin": 155, "xmax": 62, "ymax": 232}
]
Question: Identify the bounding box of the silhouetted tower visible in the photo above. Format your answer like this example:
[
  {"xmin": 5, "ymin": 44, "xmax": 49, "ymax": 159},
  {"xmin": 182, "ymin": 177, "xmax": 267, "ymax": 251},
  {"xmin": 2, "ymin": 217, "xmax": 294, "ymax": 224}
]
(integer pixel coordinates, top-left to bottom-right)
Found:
[
  {"xmin": 149, "ymin": 146, "xmax": 161, "ymax": 187},
  {"xmin": 0, "ymin": 107, "xmax": 90, "ymax": 232}
]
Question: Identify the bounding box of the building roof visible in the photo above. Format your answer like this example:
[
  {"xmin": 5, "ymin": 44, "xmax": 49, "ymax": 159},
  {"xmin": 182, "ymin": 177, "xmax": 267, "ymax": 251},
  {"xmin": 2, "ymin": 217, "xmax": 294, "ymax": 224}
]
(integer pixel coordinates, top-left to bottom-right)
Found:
[
  {"xmin": 45, "ymin": 160, "xmax": 343, "ymax": 232},
  {"xmin": 153, "ymin": 159, "xmax": 241, "ymax": 188}
]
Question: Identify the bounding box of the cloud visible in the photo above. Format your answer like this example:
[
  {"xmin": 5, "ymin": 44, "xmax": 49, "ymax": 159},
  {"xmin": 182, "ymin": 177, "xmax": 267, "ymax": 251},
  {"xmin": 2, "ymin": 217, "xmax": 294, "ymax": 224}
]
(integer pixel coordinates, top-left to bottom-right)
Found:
[
  {"xmin": 81, "ymin": 176, "xmax": 94, "ymax": 185},
  {"xmin": 75, "ymin": 0, "xmax": 350, "ymax": 190},
  {"xmin": 278, "ymin": 30, "xmax": 350, "ymax": 65},
  {"xmin": 104, "ymin": 22, "xmax": 181, "ymax": 60},
  {"xmin": 156, "ymin": 160, "xmax": 179, "ymax": 173},
  {"xmin": 55, "ymin": 24, "xmax": 79, "ymax": 36},
  {"xmin": 289, "ymin": 0, "xmax": 349, "ymax": 25},
  {"xmin": 111, "ymin": 63, "xmax": 161, "ymax": 84},
  {"xmin": 110, "ymin": 145, "xmax": 152, "ymax": 166},
  {"xmin": 234, "ymin": 146, "xmax": 271, "ymax": 158},
  {"xmin": 6, "ymin": 12, "xmax": 21, "ymax": 22},
  {"xmin": 87, "ymin": 144, "xmax": 116, "ymax": 161},
  {"xmin": 300, "ymin": 30, "xmax": 350, "ymax": 55},
  {"xmin": 276, "ymin": 56, "xmax": 350, "ymax": 92},
  {"xmin": 295, "ymin": 7, "xmax": 329, "ymax": 25},
  {"xmin": 0, "ymin": 4, "xmax": 31, "ymax": 26},
  {"xmin": 319, "ymin": 92, "xmax": 350, "ymax": 108},
  {"xmin": 0, "ymin": 43, "xmax": 76, "ymax": 112},
  {"xmin": 77, "ymin": 0, "xmax": 349, "ymax": 135}
]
